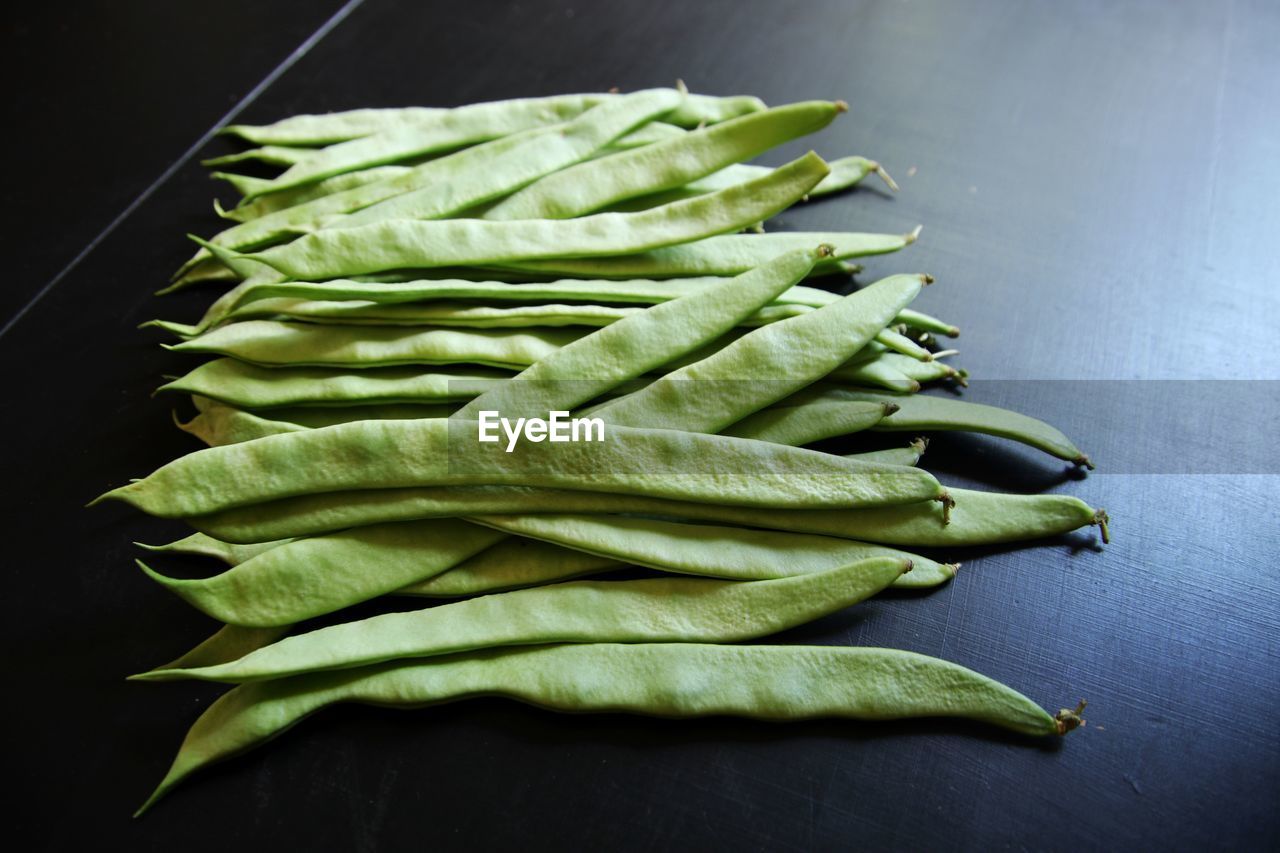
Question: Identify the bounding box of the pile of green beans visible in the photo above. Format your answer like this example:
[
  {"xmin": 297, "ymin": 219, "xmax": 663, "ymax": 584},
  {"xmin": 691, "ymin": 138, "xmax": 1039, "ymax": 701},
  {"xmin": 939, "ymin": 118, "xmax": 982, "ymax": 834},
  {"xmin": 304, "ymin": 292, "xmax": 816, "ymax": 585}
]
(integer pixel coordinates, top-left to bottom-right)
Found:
[{"xmin": 98, "ymin": 86, "xmax": 1102, "ymax": 815}]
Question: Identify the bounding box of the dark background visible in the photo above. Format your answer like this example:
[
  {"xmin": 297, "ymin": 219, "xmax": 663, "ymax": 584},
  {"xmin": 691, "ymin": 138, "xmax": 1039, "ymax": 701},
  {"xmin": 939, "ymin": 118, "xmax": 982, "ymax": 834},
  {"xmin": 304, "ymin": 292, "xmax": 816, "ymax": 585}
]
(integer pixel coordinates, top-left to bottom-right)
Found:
[{"xmin": 4, "ymin": 1, "xmax": 1277, "ymax": 849}]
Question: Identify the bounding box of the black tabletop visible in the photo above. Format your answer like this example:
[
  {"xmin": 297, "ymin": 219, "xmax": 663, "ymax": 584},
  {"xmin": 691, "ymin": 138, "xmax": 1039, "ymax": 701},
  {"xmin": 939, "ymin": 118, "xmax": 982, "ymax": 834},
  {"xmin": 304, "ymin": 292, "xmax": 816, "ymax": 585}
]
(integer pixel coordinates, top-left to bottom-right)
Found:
[{"xmin": 5, "ymin": 1, "xmax": 1278, "ymax": 850}]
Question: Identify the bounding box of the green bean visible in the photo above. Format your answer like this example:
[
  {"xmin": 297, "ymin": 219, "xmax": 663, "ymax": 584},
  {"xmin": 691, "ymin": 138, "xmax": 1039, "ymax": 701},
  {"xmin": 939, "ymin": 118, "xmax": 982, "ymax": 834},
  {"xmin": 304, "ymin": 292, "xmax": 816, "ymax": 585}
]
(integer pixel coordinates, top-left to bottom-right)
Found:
[
  {"xmin": 219, "ymin": 166, "xmax": 413, "ymax": 223},
  {"xmin": 827, "ymin": 352, "xmax": 920, "ymax": 393},
  {"xmin": 897, "ymin": 307, "xmax": 959, "ymax": 338},
  {"xmin": 136, "ymin": 643, "xmax": 1080, "ymax": 814},
  {"xmin": 472, "ymin": 514, "xmax": 955, "ymax": 590},
  {"xmin": 184, "ymin": 479, "xmax": 1101, "ymax": 548},
  {"xmin": 136, "ymin": 531, "xmax": 292, "ymax": 566},
  {"xmin": 135, "ymin": 556, "xmax": 910, "ymax": 684},
  {"xmin": 158, "ymin": 275, "xmax": 838, "ymax": 339},
  {"xmin": 609, "ymin": 156, "xmax": 894, "ymax": 212},
  {"xmin": 201, "ymin": 152, "xmax": 832, "ymax": 282},
  {"xmin": 456, "ymin": 247, "xmax": 826, "ymax": 420},
  {"xmin": 721, "ymin": 399, "xmax": 896, "ymax": 445},
  {"xmin": 149, "ymin": 625, "xmax": 294, "ymax": 673},
  {"xmin": 237, "ymin": 91, "xmax": 685, "ymax": 201},
  {"xmin": 138, "ymin": 519, "xmax": 506, "ymax": 626},
  {"xmin": 218, "ymin": 94, "xmax": 763, "ymax": 146},
  {"xmin": 497, "ymin": 228, "xmax": 917, "ymax": 279},
  {"xmin": 836, "ymin": 390, "xmax": 1093, "ymax": 466},
  {"xmin": 482, "ymin": 101, "xmax": 844, "ymax": 220},
  {"xmin": 329, "ymin": 90, "xmax": 689, "ymax": 228},
  {"xmin": 401, "ymin": 538, "xmax": 623, "ymax": 597},
  {"xmin": 158, "ymin": 359, "xmax": 509, "ymax": 409},
  {"xmin": 202, "ymin": 145, "xmax": 314, "ymax": 168},
  {"xmin": 168, "ymin": 124, "xmax": 570, "ymax": 288},
  {"xmin": 167, "ymin": 321, "xmax": 582, "ymax": 369},
  {"xmin": 846, "ymin": 438, "xmax": 928, "ymax": 468},
  {"xmin": 94, "ymin": 418, "xmax": 945, "ymax": 518},
  {"xmin": 595, "ymin": 274, "xmax": 929, "ymax": 433},
  {"xmin": 875, "ymin": 327, "xmax": 935, "ymax": 361},
  {"xmin": 176, "ymin": 401, "xmax": 304, "ymax": 446}
]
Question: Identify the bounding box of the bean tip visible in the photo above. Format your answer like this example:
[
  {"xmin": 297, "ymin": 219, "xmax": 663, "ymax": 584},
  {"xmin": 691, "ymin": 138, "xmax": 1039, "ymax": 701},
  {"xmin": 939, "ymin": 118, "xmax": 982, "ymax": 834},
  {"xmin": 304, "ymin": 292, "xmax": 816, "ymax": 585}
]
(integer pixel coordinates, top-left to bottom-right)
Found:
[
  {"xmin": 872, "ymin": 162, "xmax": 899, "ymax": 192},
  {"xmin": 936, "ymin": 491, "xmax": 955, "ymax": 525},
  {"xmin": 900, "ymin": 558, "xmax": 913, "ymax": 574},
  {"xmin": 920, "ymin": 273, "xmax": 935, "ymax": 286},
  {"xmin": 1054, "ymin": 699, "xmax": 1087, "ymax": 735},
  {"xmin": 816, "ymin": 243, "xmax": 835, "ymax": 259},
  {"xmin": 834, "ymin": 99, "xmax": 849, "ymax": 114},
  {"xmin": 1075, "ymin": 453, "xmax": 1095, "ymax": 471},
  {"xmin": 906, "ymin": 225, "xmax": 924, "ymax": 244},
  {"xmin": 1093, "ymin": 509, "xmax": 1111, "ymax": 544},
  {"xmin": 881, "ymin": 402, "xmax": 901, "ymax": 417}
]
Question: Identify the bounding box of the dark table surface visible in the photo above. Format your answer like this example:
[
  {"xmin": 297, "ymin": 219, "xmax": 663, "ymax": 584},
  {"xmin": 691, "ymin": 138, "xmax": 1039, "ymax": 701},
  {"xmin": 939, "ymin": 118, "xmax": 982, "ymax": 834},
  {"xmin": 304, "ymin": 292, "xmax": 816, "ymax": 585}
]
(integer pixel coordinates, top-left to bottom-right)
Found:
[{"xmin": 5, "ymin": 1, "xmax": 1278, "ymax": 849}]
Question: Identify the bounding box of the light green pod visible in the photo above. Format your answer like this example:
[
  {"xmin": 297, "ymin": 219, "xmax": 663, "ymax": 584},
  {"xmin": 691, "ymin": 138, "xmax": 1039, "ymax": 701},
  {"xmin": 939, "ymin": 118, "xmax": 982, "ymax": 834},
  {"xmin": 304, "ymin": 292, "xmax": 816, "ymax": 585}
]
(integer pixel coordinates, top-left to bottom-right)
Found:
[
  {"xmin": 136, "ymin": 643, "xmax": 1078, "ymax": 814},
  {"xmin": 94, "ymin": 418, "xmax": 944, "ymax": 519},
  {"xmin": 218, "ymin": 93, "xmax": 762, "ymax": 146},
  {"xmin": 158, "ymin": 359, "xmax": 509, "ymax": 409},
  {"xmin": 176, "ymin": 402, "xmax": 305, "ymax": 446},
  {"xmin": 722, "ymin": 399, "xmax": 895, "ymax": 444},
  {"xmin": 609, "ymin": 155, "xmax": 894, "ymax": 211},
  {"xmin": 137, "ymin": 518, "xmax": 506, "ymax": 626},
  {"xmin": 221, "ymin": 166, "xmax": 414, "ymax": 223},
  {"xmin": 134, "ymin": 556, "xmax": 910, "ymax": 683},
  {"xmin": 846, "ymin": 438, "xmax": 928, "ymax": 468},
  {"xmin": 239, "ymin": 91, "xmax": 682, "ymax": 200},
  {"xmin": 498, "ymin": 228, "xmax": 917, "ymax": 279},
  {"xmin": 330, "ymin": 90, "xmax": 689, "ymax": 228},
  {"xmin": 136, "ymin": 531, "xmax": 292, "ymax": 566},
  {"xmin": 595, "ymin": 274, "xmax": 928, "ymax": 433},
  {"xmin": 168, "ymin": 321, "xmax": 582, "ymax": 369},
  {"xmin": 202, "ymin": 145, "xmax": 314, "ymax": 169},
  {"xmin": 844, "ymin": 390, "xmax": 1093, "ymax": 466},
  {"xmin": 147, "ymin": 624, "xmax": 294, "ymax": 673},
  {"xmin": 897, "ymin": 307, "xmax": 960, "ymax": 338},
  {"xmin": 472, "ymin": 514, "xmax": 954, "ymax": 590},
  {"xmin": 483, "ymin": 101, "xmax": 844, "ymax": 220},
  {"xmin": 400, "ymin": 538, "xmax": 623, "ymax": 597},
  {"xmin": 205, "ymin": 152, "xmax": 831, "ymax": 282},
  {"xmin": 456, "ymin": 247, "xmax": 826, "ymax": 420}
]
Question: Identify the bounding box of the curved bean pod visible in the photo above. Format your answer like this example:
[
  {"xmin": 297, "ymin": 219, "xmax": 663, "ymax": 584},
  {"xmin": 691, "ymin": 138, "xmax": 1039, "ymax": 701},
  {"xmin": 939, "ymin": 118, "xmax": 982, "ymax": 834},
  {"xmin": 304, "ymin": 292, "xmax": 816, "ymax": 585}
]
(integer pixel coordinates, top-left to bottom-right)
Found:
[
  {"xmin": 721, "ymin": 399, "xmax": 895, "ymax": 444},
  {"xmin": 167, "ymin": 321, "xmax": 582, "ymax": 369},
  {"xmin": 456, "ymin": 247, "xmax": 826, "ymax": 420},
  {"xmin": 136, "ymin": 643, "xmax": 1079, "ymax": 814},
  {"xmin": 401, "ymin": 538, "xmax": 624, "ymax": 597},
  {"xmin": 218, "ymin": 93, "xmax": 762, "ymax": 146},
  {"xmin": 239, "ymin": 91, "xmax": 686, "ymax": 201},
  {"xmin": 206, "ymin": 152, "xmax": 831, "ymax": 282},
  {"xmin": 135, "ymin": 556, "xmax": 910, "ymax": 683},
  {"xmin": 331, "ymin": 90, "xmax": 689, "ymax": 228},
  {"xmin": 596, "ymin": 274, "xmax": 929, "ymax": 432},
  {"xmin": 93, "ymin": 418, "xmax": 945, "ymax": 518},
  {"xmin": 202, "ymin": 145, "xmax": 312, "ymax": 169},
  {"xmin": 137, "ymin": 519, "xmax": 505, "ymax": 626},
  {"xmin": 845, "ymin": 390, "xmax": 1093, "ymax": 467},
  {"xmin": 185, "ymin": 482, "xmax": 1101, "ymax": 547},
  {"xmin": 846, "ymin": 438, "xmax": 928, "ymax": 468},
  {"xmin": 149, "ymin": 624, "xmax": 294, "ymax": 673},
  {"xmin": 471, "ymin": 514, "xmax": 955, "ymax": 590},
  {"xmin": 483, "ymin": 101, "xmax": 844, "ymax": 220},
  {"xmin": 136, "ymin": 531, "xmax": 292, "ymax": 566},
  {"xmin": 158, "ymin": 359, "xmax": 508, "ymax": 409},
  {"xmin": 498, "ymin": 228, "xmax": 917, "ymax": 279},
  {"xmin": 220, "ymin": 166, "xmax": 413, "ymax": 223}
]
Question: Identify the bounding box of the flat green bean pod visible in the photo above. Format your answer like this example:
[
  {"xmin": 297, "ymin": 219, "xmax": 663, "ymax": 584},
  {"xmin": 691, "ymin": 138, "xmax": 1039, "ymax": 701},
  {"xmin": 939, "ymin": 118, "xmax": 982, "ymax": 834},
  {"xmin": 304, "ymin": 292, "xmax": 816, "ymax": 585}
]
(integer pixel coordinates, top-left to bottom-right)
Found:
[
  {"xmin": 149, "ymin": 625, "xmax": 294, "ymax": 673},
  {"xmin": 483, "ymin": 101, "xmax": 844, "ymax": 220},
  {"xmin": 596, "ymin": 274, "xmax": 929, "ymax": 432},
  {"xmin": 401, "ymin": 538, "xmax": 624, "ymax": 597},
  {"xmin": 471, "ymin": 514, "xmax": 955, "ymax": 590},
  {"xmin": 610, "ymin": 155, "xmax": 894, "ymax": 211},
  {"xmin": 136, "ymin": 531, "xmax": 292, "ymax": 566},
  {"xmin": 218, "ymin": 93, "xmax": 762, "ymax": 145},
  {"xmin": 204, "ymin": 152, "xmax": 831, "ymax": 282},
  {"xmin": 94, "ymin": 418, "xmax": 945, "ymax": 518},
  {"xmin": 456, "ymin": 247, "xmax": 826, "ymax": 420},
  {"xmin": 138, "ymin": 518, "xmax": 506, "ymax": 626},
  {"xmin": 202, "ymin": 145, "xmax": 313, "ymax": 169},
  {"xmin": 498, "ymin": 228, "xmax": 917, "ymax": 279},
  {"xmin": 160, "ymin": 275, "xmax": 839, "ymax": 339},
  {"xmin": 847, "ymin": 438, "xmax": 928, "ymax": 468},
  {"xmin": 721, "ymin": 399, "xmax": 896, "ymax": 444},
  {"xmin": 176, "ymin": 402, "xmax": 305, "ymax": 446},
  {"xmin": 136, "ymin": 643, "xmax": 1079, "ymax": 814},
  {"xmin": 844, "ymin": 390, "xmax": 1094, "ymax": 466},
  {"xmin": 135, "ymin": 556, "xmax": 910, "ymax": 683},
  {"xmin": 158, "ymin": 359, "xmax": 509, "ymax": 409},
  {"xmin": 184, "ymin": 481, "xmax": 1100, "ymax": 547},
  {"xmin": 239, "ymin": 91, "xmax": 686, "ymax": 201},
  {"xmin": 168, "ymin": 321, "xmax": 582, "ymax": 369},
  {"xmin": 330, "ymin": 90, "xmax": 689, "ymax": 228},
  {"xmin": 218, "ymin": 166, "xmax": 413, "ymax": 223}
]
